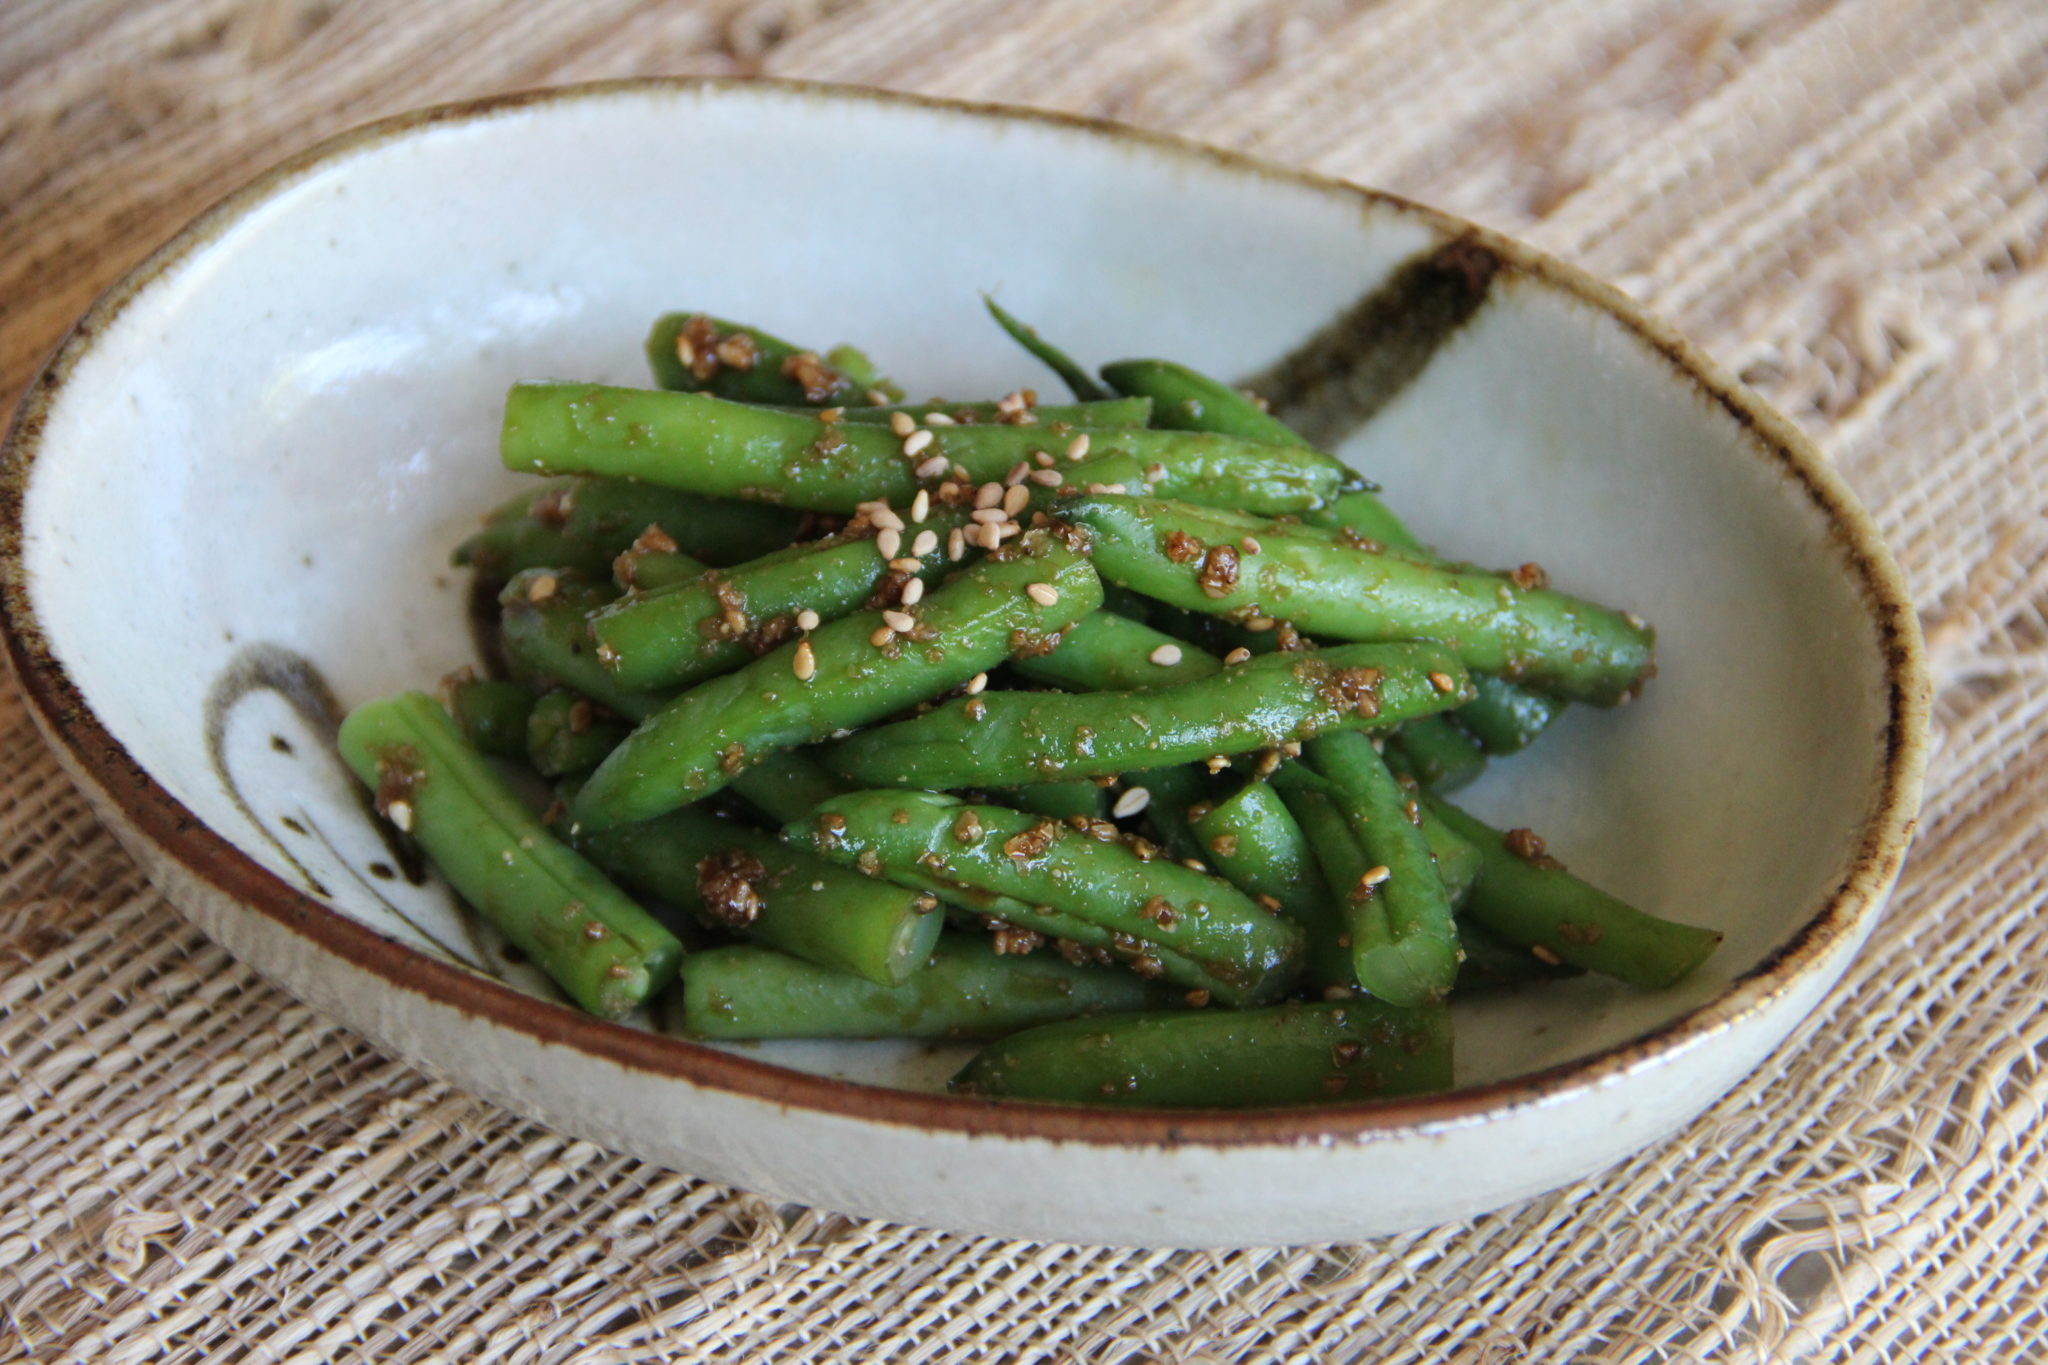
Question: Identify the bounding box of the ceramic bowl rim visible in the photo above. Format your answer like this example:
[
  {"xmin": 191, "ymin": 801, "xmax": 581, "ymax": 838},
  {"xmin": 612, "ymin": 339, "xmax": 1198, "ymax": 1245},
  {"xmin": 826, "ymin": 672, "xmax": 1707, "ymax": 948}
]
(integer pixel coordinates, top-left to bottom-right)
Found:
[{"xmin": 0, "ymin": 76, "xmax": 1931, "ymax": 1150}]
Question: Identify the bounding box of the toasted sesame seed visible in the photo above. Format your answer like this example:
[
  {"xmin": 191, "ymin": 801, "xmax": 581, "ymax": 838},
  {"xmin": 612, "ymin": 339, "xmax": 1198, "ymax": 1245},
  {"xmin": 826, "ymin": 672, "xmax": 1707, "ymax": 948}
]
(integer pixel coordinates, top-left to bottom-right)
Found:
[
  {"xmin": 1245, "ymin": 615, "xmax": 1276, "ymax": 631},
  {"xmin": 1626, "ymin": 612, "xmax": 1648, "ymax": 630},
  {"xmin": 914, "ymin": 454, "xmax": 949, "ymax": 480},
  {"xmin": 1003, "ymin": 483, "xmax": 1031, "ymax": 516},
  {"xmin": 526, "ymin": 573, "xmax": 559, "ymax": 603},
  {"xmin": 793, "ymin": 640, "xmax": 817, "ymax": 680},
  {"xmin": 947, "ymin": 527, "xmax": 966, "ymax": 561},
  {"xmin": 1034, "ymin": 450, "xmax": 1055, "ymax": 468},
  {"xmin": 888, "ymin": 557, "xmax": 923, "ymax": 573},
  {"xmin": 1102, "ymin": 483, "xmax": 1128, "ymax": 495},
  {"xmin": 1112, "ymin": 787, "xmax": 1151, "ymax": 818},
  {"xmin": 1149, "ymin": 644, "xmax": 1183, "ymax": 667},
  {"xmin": 818, "ymin": 406, "xmax": 845, "ymax": 423},
  {"xmin": 1145, "ymin": 462, "xmax": 1166, "ymax": 482},
  {"xmin": 996, "ymin": 389, "xmax": 1027, "ymax": 413},
  {"xmin": 910, "ymin": 489, "xmax": 931, "ymax": 523},
  {"xmin": 910, "ymin": 529, "xmax": 938, "ymax": 557},
  {"xmin": 903, "ymin": 429, "xmax": 935, "ymax": 457},
  {"xmin": 1279, "ymin": 741, "xmax": 1302, "ymax": 757},
  {"xmin": 1532, "ymin": 944, "xmax": 1564, "ymax": 966},
  {"xmin": 1067, "ymin": 433, "xmax": 1091, "ymax": 461},
  {"xmin": 870, "ymin": 626, "xmax": 896, "ymax": 648},
  {"xmin": 882, "ymin": 609, "xmax": 916, "ymax": 633},
  {"xmin": 723, "ymin": 607, "xmax": 748, "ymax": 633},
  {"xmin": 1241, "ymin": 536, "xmax": 1263, "ymax": 555},
  {"xmin": 993, "ymin": 522, "xmax": 1021, "ymax": 541},
  {"xmin": 796, "ymin": 608, "xmax": 821, "ymax": 631},
  {"xmin": 876, "ymin": 528, "xmax": 902, "ymax": 559},
  {"xmin": 674, "ymin": 335, "xmax": 697, "ymax": 367},
  {"xmin": 1223, "ymin": 647, "xmax": 1253, "ymax": 665},
  {"xmin": 1184, "ymin": 989, "xmax": 1210, "ymax": 1007},
  {"xmin": 1181, "ymin": 858, "xmax": 1207, "ymax": 871},
  {"xmin": 866, "ymin": 388, "xmax": 890, "ymax": 406},
  {"xmin": 1028, "ymin": 468, "xmax": 1063, "ymax": 487},
  {"xmin": 871, "ymin": 506, "xmax": 905, "ymax": 532},
  {"xmin": 1322, "ymin": 983, "xmax": 1356, "ymax": 1000},
  {"xmin": 971, "ymin": 507, "xmax": 1010, "ymax": 524},
  {"xmin": 900, "ymin": 578, "xmax": 926, "ymax": 606},
  {"xmin": 385, "ymin": 798, "xmax": 414, "ymax": 832},
  {"xmin": 965, "ymin": 671, "xmax": 989, "ymax": 695},
  {"xmin": 1205, "ymin": 754, "xmax": 1232, "ymax": 773},
  {"xmin": 1005, "ymin": 462, "xmax": 1030, "ymax": 487},
  {"xmin": 1085, "ymin": 483, "xmax": 1109, "ymax": 495},
  {"xmin": 889, "ymin": 411, "xmax": 916, "ymax": 437},
  {"xmin": 976, "ymin": 481, "xmax": 1004, "ymax": 509},
  {"xmin": 1026, "ymin": 583, "xmax": 1060, "ymax": 607},
  {"xmin": 925, "ymin": 411, "xmax": 957, "ymax": 426},
  {"xmin": 938, "ymin": 481, "xmax": 960, "ymax": 499},
  {"xmin": 1428, "ymin": 671, "xmax": 1457, "ymax": 693},
  {"xmin": 951, "ymin": 464, "xmax": 970, "ymax": 481},
  {"xmin": 1361, "ymin": 865, "xmax": 1391, "ymax": 888}
]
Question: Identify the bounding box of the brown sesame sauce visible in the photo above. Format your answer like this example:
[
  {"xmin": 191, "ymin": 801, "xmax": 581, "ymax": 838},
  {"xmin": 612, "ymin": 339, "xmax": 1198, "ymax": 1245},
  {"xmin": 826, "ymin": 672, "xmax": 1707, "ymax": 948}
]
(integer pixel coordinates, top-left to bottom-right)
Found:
[
  {"xmin": 1302, "ymin": 660, "xmax": 1385, "ymax": 718},
  {"xmin": 1002, "ymin": 821, "xmax": 1059, "ymax": 863},
  {"xmin": 779, "ymin": 350, "xmax": 848, "ymax": 402},
  {"xmin": 1196, "ymin": 543, "xmax": 1242, "ymax": 598},
  {"xmin": 1007, "ymin": 625, "xmax": 1068, "ymax": 659},
  {"xmin": 696, "ymin": 847, "xmax": 769, "ymax": 927},
  {"xmin": 1163, "ymin": 529, "xmax": 1204, "ymax": 564},
  {"xmin": 372, "ymin": 746, "xmax": 425, "ymax": 819},
  {"xmin": 1509, "ymin": 562, "xmax": 1550, "ymax": 592}
]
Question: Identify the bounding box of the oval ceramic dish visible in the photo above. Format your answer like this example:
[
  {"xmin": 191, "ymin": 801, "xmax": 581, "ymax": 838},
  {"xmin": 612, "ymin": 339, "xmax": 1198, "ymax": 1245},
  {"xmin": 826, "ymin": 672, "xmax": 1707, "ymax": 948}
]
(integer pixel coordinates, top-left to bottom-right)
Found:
[{"xmin": 0, "ymin": 79, "xmax": 1928, "ymax": 1247}]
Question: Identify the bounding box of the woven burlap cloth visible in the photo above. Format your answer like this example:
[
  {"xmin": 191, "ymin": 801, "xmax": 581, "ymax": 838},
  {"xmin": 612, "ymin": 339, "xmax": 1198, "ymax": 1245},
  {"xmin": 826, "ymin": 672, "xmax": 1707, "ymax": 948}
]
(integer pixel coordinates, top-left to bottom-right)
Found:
[{"xmin": 4, "ymin": 1, "xmax": 2044, "ymax": 1359}]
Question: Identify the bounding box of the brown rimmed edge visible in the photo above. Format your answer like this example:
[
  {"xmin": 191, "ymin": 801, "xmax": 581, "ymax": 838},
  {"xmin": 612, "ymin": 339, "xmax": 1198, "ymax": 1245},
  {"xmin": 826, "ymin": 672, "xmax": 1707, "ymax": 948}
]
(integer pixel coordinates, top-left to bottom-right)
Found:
[{"xmin": 0, "ymin": 76, "xmax": 1931, "ymax": 1150}]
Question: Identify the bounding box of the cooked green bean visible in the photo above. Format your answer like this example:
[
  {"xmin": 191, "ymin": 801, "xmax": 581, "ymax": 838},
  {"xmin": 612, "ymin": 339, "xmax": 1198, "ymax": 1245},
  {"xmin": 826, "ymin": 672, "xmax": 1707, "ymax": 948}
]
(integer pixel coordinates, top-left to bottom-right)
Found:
[
  {"xmin": 773, "ymin": 396, "xmax": 1153, "ymax": 427},
  {"xmin": 442, "ymin": 676, "xmax": 536, "ymax": 758},
  {"xmin": 1002, "ymin": 780, "xmax": 1108, "ymax": 821},
  {"xmin": 646, "ymin": 312, "xmax": 896, "ymax": 404},
  {"xmin": 589, "ymin": 513, "xmax": 970, "ymax": 691},
  {"xmin": 1189, "ymin": 780, "xmax": 1351, "ymax": 990},
  {"xmin": 1066, "ymin": 495, "xmax": 1655, "ymax": 706},
  {"xmin": 1387, "ymin": 716, "xmax": 1487, "ymax": 791},
  {"xmin": 982, "ymin": 296, "xmax": 1111, "ymax": 401},
  {"xmin": 1425, "ymin": 795, "xmax": 1721, "ymax": 988},
  {"xmin": 791, "ymin": 790, "xmax": 1305, "ymax": 1007},
  {"xmin": 677, "ymin": 936, "xmax": 1177, "ymax": 1040},
  {"xmin": 525, "ymin": 689, "xmax": 630, "ymax": 777},
  {"xmin": 1301, "ymin": 732, "xmax": 1460, "ymax": 1005},
  {"xmin": 336, "ymin": 691, "xmax": 682, "ymax": 1018},
  {"xmin": 951, "ymin": 999, "xmax": 1452, "ymax": 1107},
  {"xmin": 1455, "ymin": 921, "xmax": 1584, "ymax": 991},
  {"xmin": 576, "ymin": 806, "xmax": 939, "ymax": 986},
  {"xmin": 1122, "ymin": 762, "xmax": 1216, "ymax": 867},
  {"xmin": 1101, "ymin": 356, "xmax": 1310, "ymax": 446},
  {"xmin": 828, "ymin": 642, "xmax": 1472, "ymax": 788},
  {"xmin": 498, "ymin": 570, "xmax": 673, "ymax": 722},
  {"xmin": 1456, "ymin": 674, "xmax": 1567, "ymax": 754},
  {"xmin": 1010, "ymin": 611, "xmax": 1223, "ymax": 692},
  {"xmin": 500, "ymin": 383, "xmax": 1347, "ymax": 514},
  {"xmin": 727, "ymin": 749, "xmax": 851, "ymax": 825},
  {"xmin": 456, "ymin": 476, "xmax": 802, "ymax": 577},
  {"xmin": 569, "ymin": 533, "xmax": 1102, "ymax": 830}
]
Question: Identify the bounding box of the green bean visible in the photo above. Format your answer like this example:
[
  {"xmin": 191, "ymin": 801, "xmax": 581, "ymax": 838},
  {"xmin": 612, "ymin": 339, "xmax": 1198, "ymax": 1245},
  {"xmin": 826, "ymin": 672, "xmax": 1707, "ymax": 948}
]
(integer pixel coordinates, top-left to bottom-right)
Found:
[
  {"xmin": 1010, "ymin": 611, "xmax": 1223, "ymax": 692},
  {"xmin": 982, "ymin": 296, "xmax": 1111, "ymax": 401},
  {"xmin": 568, "ymin": 533, "xmax": 1102, "ymax": 831},
  {"xmin": 577, "ymin": 806, "xmax": 940, "ymax": 986},
  {"xmin": 1101, "ymin": 356, "xmax": 1311, "ymax": 447},
  {"xmin": 500, "ymin": 383, "xmax": 1346, "ymax": 515},
  {"xmin": 525, "ymin": 689, "xmax": 631, "ymax": 777},
  {"xmin": 771, "ymin": 397, "xmax": 1153, "ymax": 428},
  {"xmin": 727, "ymin": 749, "xmax": 851, "ymax": 825},
  {"xmin": 1456, "ymin": 674, "xmax": 1567, "ymax": 754},
  {"xmin": 498, "ymin": 570, "xmax": 673, "ymax": 722},
  {"xmin": 827, "ymin": 642, "xmax": 1472, "ymax": 789},
  {"xmin": 441, "ymin": 676, "xmax": 535, "ymax": 758},
  {"xmin": 1001, "ymin": 780, "xmax": 1108, "ymax": 822},
  {"xmin": 588, "ymin": 514, "xmax": 969, "ymax": 691},
  {"xmin": 646, "ymin": 313, "xmax": 897, "ymax": 404},
  {"xmin": 1065, "ymin": 496, "xmax": 1655, "ymax": 706},
  {"xmin": 1300, "ymin": 487, "xmax": 1421, "ymax": 552},
  {"xmin": 1123, "ymin": 763, "xmax": 1216, "ymax": 867},
  {"xmin": 1372, "ymin": 744, "xmax": 1483, "ymax": 908},
  {"xmin": 951, "ymin": 999, "xmax": 1452, "ymax": 1107},
  {"xmin": 1301, "ymin": 732, "xmax": 1460, "ymax": 1005},
  {"xmin": 336, "ymin": 691, "xmax": 682, "ymax": 1019},
  {"xmin": 456, "ymin": 477, "xmax": 802, "ymax": 576},
  {"xmin": 791, "ymin": 790, "xmax": 1304, "ymax": 1007},
  {"xmin": 677, "ymin": 936, "xmax": 1177, "ymax": 1040},
  {"xmin": 1425, "ymin": 795, "xmax": 1722, "ymax": 988},
  {"xmin": 1455, "ymin": 921, "xmax": 1584, "ymax": 991},
  {"xmin": 1387, "ymin": 716, "xmax": 1487, "ymax": 792},
  {"xmin": 1189, "ymin": 780, "xmax": 1351, "ymax": 989}
]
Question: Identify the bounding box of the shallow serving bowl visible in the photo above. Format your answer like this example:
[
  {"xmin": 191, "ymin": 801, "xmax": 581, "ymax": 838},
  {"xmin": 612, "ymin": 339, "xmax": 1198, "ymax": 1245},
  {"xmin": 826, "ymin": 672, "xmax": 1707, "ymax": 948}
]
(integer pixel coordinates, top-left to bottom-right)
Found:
[{"xmin": 0, "ymin": 79, "xmax": 1927, "ymax": 1247}]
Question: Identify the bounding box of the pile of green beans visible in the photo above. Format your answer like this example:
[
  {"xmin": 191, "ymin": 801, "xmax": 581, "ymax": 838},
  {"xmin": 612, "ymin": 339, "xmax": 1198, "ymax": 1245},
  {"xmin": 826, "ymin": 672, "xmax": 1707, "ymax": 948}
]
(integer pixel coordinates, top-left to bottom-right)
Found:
[{"xmin": 338, "ymin": 304, "xmax": 1720, "ymax": 1106}]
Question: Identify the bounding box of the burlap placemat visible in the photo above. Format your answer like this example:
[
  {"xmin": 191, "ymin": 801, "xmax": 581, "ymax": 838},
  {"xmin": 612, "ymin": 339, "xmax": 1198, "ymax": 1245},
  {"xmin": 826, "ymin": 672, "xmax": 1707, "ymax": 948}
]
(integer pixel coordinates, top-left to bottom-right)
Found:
[{"xmin": 4, "ymin": 1, "xmax": 2043, "ymax": 1359}]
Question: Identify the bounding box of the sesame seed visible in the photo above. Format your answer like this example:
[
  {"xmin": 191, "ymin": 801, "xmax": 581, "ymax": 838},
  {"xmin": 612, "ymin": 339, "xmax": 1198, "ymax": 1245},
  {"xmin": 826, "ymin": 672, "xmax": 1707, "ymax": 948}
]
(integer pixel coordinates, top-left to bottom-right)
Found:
[
  {"xmin": 819, "ymin": 406, "xmax": 845, "ymax": 423},
  {"xmin": 913, "ymin": 454, "xmax": 949, "ymax": 480},
  {"xmin": 994, "ymin": 522, "xmax": 1021, "ymax": 541},
  {"xmin": 526, "ymin": 573, "xmax": 558, "ymax": 603},
  {"xmin": 1067, "ymin": 433, "xmax": 1091, "ymax": 461},
  {"xmin": 888, "ymin": 557, "xmax": 922, "ymax": 573},
  {"xmin": 925, "ymin": 411, "xmax": 957, "ymax": 426},
  {"xmin": 901, "ymin": 578, "xmax": 926, "ymax": 606},
  {"xmin": 965, "ymin": 671, "xmax": 989, "ymax": 695},
  {"xmin": 796, "ymin": 609, "xmax": 821, "ymax": 631},
  {"xmin": 1145, "ymin": 462, "xmax": 1166, "ymax": 481},
  {"xmin": 910, "ymin": 529, "xmax": 938, "ymax": 557},
  {"xmin": 1279, "ymin": 741, "xmax": 1302, "ymax": 757},
  {"xmin": 1241, "ymin": 536, "xmax": 1263, "ymax": 555},
  {"xmin": 1205, "ymin": 755, "xmax": 1231, "ymax": 773},
  {"xmin": 1084, "ymin": 483, "xmax": 1109, "ymax": 495},
  {"xmin": 793, "ymin": 640, "xmax": 817, "ymax": 681},
  {"xmin": 1322, "ymin": 983, "xmax": 1356, "ymax": 1000},
  {"xmin": 1028, "ymin": 468, "xmax": 1063, "ymax": 487},
  {"xmin": 1181, "ymin": 858, "xmax": 1206, "ymax": 871},
  {"xmin": 1245, "ymin": 615, "xmax": 1276, "ymax": 631},
  {"xmin": 1428, "ymin": 670, "xmax": 1457, "ymax": 693},
  {"xmin": 1102, "ymin": 483, "xmax": 1128, "ymax": 495},
  {"xmin": 938, "ymin": 481, "xmax": 960, "ymax": 499},
  {"xmin": 951, "ymin": 464, "xmax": 970, "ymax": 481},
  {"xmin": 903, "ymin": 429, "xmax": 935, "ymax": 457},
  {"xmin": 1223, "ymin": 647, "xmax": 1253, "ymax": 665},
  {"xmin": 871, "ymin": 506, "xmax": 905, "ymax": 532},
  {"xmin": 1034, "ymin": 450, "xmax": 1055, "ymax": 468},
  {"xmin": 889, "ymin": 411, "xmax": 916, "ymax": 437},
  {"xmin": 996, "ymin": 389, "xmax": 1026, "ymax": 413},
  {"xmin": 971, "ymin": 507, "xmax": 1010, "ymax": 524},
  {"xmin": 1112, "ymin": 787, "xmax": 1151, "ymax": 818},
  {"xmin": 877, "ymin": 528, "xmax": 902, "ymax": 559},
  {"xmin": 1532, "ymin": 944, "xmax": 1564, "ymax": 966},
  {"xmin": 870, "ymin": 626, "xmax": 896, "ymax": 648},
  {"xmin": 882, "ymin": 609, "xmax": 916, "ymax": 633},
  {"xmin": 674, "ymin": 335, "xmax": 696, "ymax": 367},
  {"xmin": 1626, "ymin": 612, "xmax": 1648, "ymax": 630},
  {"xmin": 723, "ymin": 607, "xmax": 748, "ymax": 633},
  {"xmin": 947, "ymin": 527, "xmax": 966, "ymax": 561},
  {"xmin": 1148, "ymin": 644, "xmax": 1184, "ymax": 667},
  {"xmin": 866, "ymin": 388, "xmax": 890, "ymax": 406},
  {"xmin": 1026, "ymin": 583, "xmax": 1060, "ymax": 607},
  {"xmin": 1002, "ymin": 484, "xmax": 1031, "ymax": 516},
  {"xmin": 976, "ymin": 482, "xmax": 1004, "ymax": 509},
  {"xmin": 1005, "ymin": 462, "xmax": 1030, "ymax": 487},
  {"xmin": 1361, "ymin": 865, "xmax": 1391, "ymax": 888},
  {"xmin": 910, "ymin": 490, "xmax": 930, "ymax": 523}
]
